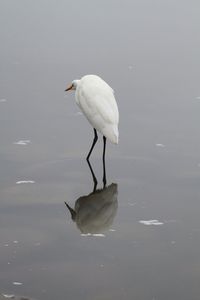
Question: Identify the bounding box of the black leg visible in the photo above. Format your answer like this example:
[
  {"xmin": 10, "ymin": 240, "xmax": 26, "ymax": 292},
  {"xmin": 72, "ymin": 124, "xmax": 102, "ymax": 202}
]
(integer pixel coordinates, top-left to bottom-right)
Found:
[
  {"xmin": 103, "ymin": 136, "xmax": 107, "ymax": 187},
  {"xmin": 86, "ymin": 128, "xmax": 98, "ymax": 191},
  {"xmin": 86, "ymin": 128, "xmax": 98, "ymax": 161}
]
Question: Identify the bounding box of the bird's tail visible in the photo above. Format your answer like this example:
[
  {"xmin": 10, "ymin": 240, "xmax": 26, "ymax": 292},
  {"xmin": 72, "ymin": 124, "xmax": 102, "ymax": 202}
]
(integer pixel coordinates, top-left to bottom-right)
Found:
[{"xmin": 103, "ymin": 124, "xmax": 119, "ymax": 144}]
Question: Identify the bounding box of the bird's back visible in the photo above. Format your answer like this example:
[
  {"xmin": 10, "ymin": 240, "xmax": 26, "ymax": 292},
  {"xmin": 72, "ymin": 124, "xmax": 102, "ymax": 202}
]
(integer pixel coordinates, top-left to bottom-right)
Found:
[{"xmin": 75, "ymin": 75, "xmax": 119, "ymax": 144}]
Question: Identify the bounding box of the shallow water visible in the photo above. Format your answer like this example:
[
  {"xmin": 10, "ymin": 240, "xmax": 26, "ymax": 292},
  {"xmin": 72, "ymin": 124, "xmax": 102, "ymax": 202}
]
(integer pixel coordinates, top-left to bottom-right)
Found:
[{"xmin": 1, "ymin": 0, "xmax": 200, "ymax": 299}]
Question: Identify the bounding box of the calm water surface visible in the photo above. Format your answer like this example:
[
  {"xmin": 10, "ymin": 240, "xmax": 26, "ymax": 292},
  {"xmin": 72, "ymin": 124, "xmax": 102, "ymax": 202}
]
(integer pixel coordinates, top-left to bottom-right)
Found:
[{"xmin": 1, "ymin": 0, "xmax": 200, "ymax": 299}]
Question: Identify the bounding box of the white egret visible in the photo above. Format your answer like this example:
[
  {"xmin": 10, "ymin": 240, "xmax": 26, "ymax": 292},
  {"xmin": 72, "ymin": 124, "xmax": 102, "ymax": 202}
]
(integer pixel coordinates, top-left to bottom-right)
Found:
[{"xmin": 65, "ymin": 75, "xmax": 119, "ymax": 186}]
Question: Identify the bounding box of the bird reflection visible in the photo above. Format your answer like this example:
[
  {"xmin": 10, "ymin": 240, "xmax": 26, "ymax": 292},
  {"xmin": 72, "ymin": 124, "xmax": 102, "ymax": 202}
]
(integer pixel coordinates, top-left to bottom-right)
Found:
[
  {"xmin": 65, "ymin": 183, "xmax": 118, "ymax": 234},
  {"xmin": 65, "ymin": 161, "xmax": 118, "ymax": 234}
]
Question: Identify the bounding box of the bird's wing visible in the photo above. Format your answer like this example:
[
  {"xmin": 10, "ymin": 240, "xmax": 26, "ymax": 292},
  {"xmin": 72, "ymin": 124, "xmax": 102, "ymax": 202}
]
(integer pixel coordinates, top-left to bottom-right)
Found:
[
  {"xmin": 75, "ymin": 77, "xmax": 119, "ymax": 143},
  {"xmin": 77, "ymin": 86, "xmax": 119, "ymax": 126}
]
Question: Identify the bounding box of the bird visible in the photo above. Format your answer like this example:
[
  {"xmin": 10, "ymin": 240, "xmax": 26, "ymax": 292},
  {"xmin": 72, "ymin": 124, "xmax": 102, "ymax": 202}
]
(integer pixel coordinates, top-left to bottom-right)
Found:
[{"xmin": 65, "ymin": 75, "xmax": 119, "ymax": 186}]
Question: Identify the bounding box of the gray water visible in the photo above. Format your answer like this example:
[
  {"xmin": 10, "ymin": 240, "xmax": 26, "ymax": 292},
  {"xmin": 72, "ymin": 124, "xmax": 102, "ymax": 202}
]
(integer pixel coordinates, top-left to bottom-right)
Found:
[{"xmin": 1, "ymin": 1, "xmax": 200, "ymax": 299}]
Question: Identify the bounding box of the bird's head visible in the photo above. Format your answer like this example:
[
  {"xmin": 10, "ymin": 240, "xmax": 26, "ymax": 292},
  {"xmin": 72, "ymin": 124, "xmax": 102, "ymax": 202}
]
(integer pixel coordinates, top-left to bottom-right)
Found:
[{"xmin": 65, "ymin": 80, "xmax": 79, "ymax": 92}]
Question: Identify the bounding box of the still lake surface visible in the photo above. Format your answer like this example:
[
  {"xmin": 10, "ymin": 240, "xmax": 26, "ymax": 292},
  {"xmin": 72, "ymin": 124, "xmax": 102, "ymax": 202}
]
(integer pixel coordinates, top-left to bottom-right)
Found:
[{"xmin": 0, "ymin": 1, "xmax": 200, "ymax": 299}]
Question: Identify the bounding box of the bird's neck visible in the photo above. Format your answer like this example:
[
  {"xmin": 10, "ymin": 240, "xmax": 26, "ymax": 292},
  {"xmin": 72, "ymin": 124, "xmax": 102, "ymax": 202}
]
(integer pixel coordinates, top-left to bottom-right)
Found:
[{"xmin": 73, "ymin": 80, "xmax": 80, "ymax": 89}]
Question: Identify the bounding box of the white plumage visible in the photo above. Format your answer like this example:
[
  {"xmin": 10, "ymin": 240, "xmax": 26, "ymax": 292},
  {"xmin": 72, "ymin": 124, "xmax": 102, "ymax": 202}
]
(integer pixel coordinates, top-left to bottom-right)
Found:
[
  {"xmin": 65, "ymin": 74, "xmax": 119, "ymax": 181},
  {"xmin": 74, "ymin": 75, "xmax": 119, "ymax": 144}
]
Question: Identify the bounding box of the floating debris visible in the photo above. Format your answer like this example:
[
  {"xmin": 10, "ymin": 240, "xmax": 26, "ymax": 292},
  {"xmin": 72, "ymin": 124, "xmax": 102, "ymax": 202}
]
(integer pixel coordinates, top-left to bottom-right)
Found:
[
  {"xmin": 16, "ymin": 181, "xmax": 35, "ymax": 185},
  {"xmin": 139, "ymin": 220, "xmax": 164, "ymax": 226},
  {"xmin": 13, "ymin": 140, "xmax": 31, "ymax": 146},
  {"xmin": 81, "ymin": 233, "xmax": 105, "ymax": 237},
  {"xmin": 81, "ymin": 234, "xmax": 91, "ymax": 237},
  {"xmin": 155, "ymin": 143, "xmax": 165, "ymax": 148},
  {"xmin": 93, "ymin": 234, "xmax": 105, "ymax": 237},
  {"xmin": 2, "ymin": 295, "xmax": 15, "ymax": 299},
  {"xmin": 12, "ymin": 282, "xmax": 22, "ymax": 286},
  {"xmin": 1, "ymin": 294, "xmax": 36, "ymax": 300}
]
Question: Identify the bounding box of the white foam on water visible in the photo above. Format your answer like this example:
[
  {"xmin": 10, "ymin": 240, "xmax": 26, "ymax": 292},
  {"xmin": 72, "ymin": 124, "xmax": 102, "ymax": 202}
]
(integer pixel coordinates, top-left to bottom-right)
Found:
[
  {"xmin": 0, "ymin": 99, "xmax": 7, "ymax": 103},
  {"xmin": 109, "ymin": 229, "xmax": 116, "ymax": 232},
  {"xmin": 81, "ymin": 233, "xmax": 91, "ymax": 236},
  {"xmin": 16, "ymin": 181, "xmax": 35, "ymax": 184},
  {"xmin": 12, "ymin": 282, "xmax": 22, "ymax": 286},
  {"xmin": 81, "ymin": 233, "xmax": 105, "ymax": 237},
  {"xmin": 2, "ymin": 294, "xmax": 15, "ymax": 298},
  {"xmin": 195, "ymin": 96, "xmax": 200, "ymax": 100},
  {"xmin": 92, "ymin": 234, "xmax": 105, "ymax": 237},
  {"xmin": 13, "ymin": 241, "xmax": 19, "ymax": 244},
  {"xmin": 14, "ymin": 140, "xmax": 31, "ymax": 145},
  {"xmin": 155, "ymin": 143, "xmax": 165, "ymax": 148},
  {"xmin": 139, "ymin": 220, "xmax": 164, "ymax": 226}
]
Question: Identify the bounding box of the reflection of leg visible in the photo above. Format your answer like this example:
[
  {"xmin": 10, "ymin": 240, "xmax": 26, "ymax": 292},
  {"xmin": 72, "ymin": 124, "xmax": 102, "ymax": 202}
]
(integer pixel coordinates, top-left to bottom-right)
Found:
[
  {"xmin": 86, "ymin": 128, "xmax": 98, "ymax": 161},
  {"xmin": 87, "ymin": 159, "xmax": 98, "ymax": 192},
  {"xmin": 103, "ymin": 136, "xmax": 107, "ymax": 187}
]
